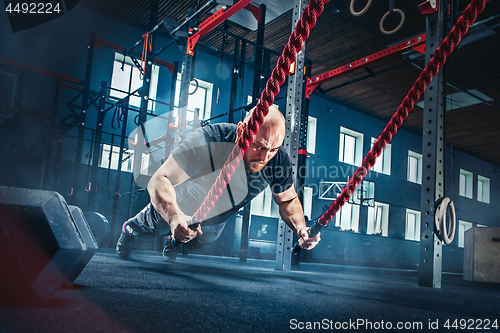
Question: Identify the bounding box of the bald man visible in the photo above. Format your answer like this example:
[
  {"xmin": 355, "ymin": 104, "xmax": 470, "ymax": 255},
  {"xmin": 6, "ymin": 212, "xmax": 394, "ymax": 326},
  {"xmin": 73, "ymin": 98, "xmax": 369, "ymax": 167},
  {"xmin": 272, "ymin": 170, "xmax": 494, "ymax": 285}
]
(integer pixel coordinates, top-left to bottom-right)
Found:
[{"xmin": 116, "ymin": 105, "xmax": 321, "ymax": 260}]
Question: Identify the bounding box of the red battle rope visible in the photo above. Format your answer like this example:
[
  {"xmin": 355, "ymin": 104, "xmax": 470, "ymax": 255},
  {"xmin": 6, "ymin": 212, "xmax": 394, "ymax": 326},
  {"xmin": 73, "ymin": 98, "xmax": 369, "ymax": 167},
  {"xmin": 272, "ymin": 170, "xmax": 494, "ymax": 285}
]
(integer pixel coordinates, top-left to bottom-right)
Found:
[
  {"xmin": 193, "ymin": 0, "xmax": 487, "ymax": 242},
  {"xmin": 193, "ymin": 0, "xmax": 329, "ymax": 222},
  {"xmin": 317, "ymin": 0, "xmax": 487, "ymax": 227}
]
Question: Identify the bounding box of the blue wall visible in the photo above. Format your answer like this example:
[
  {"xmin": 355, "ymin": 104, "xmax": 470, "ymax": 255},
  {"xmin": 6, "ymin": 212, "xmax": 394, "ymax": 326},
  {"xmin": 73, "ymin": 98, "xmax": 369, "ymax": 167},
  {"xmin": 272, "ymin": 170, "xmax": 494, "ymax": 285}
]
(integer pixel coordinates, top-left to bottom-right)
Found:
[
  {"xmin": 1, "ymin": 3, "xmax": 498, "ymax": 271},
  {"xmin": 300, "ymin": 93, "xmax": 500, "ymax": 270}
]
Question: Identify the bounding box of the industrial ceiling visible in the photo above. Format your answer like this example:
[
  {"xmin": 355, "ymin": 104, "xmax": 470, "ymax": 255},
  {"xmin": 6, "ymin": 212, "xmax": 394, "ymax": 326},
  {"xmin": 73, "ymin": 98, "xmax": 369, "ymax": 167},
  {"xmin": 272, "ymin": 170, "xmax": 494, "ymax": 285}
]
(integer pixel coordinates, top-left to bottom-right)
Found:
[{"xmin": 80, "ymin": 0, "xmax": 500, "ymax": 166}]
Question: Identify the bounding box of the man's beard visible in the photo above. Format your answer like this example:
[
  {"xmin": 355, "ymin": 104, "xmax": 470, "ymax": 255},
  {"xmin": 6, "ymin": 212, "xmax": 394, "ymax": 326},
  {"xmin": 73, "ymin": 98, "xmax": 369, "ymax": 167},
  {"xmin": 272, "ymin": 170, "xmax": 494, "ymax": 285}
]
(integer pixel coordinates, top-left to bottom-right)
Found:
[{"xmin": 246, "ymin": 160, "xmax": 266, "ymax": 173}]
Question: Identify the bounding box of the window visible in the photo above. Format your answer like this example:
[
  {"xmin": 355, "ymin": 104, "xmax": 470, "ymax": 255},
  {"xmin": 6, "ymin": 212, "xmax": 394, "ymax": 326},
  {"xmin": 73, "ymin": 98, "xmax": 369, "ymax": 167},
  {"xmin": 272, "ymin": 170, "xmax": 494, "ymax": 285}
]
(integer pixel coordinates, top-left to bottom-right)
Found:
[
  {"xmin": 173, "ymin": 73, "xmax": 213, "ymax": 122},
  {"xmin": 405, "ymin": 209, "xmax": 421, "ymax": 241},
  {"xmin": 371, "ymin": 138, "xmax": 391, "ymax": 175},
  {"xmin": 367, "ymin": 202, "xmax": 389, "ymax": 236},
  {"xmin": 339, "ymin": 127, "xmax": 363, "ymax": 165},
  {"xmin": 335, "ymin": 203, "xmax": 360, "ymax": 232},
  {"xmin": 458, "ymin": 220, "xmax": 473, "ymax": 248},
  {"xmin": 303, "ymin": 186, "xmax": 313, "ymax": 220},
  {"xmin": 100, "ymin": 143, "xmax": 149, "ymax": 174},
  {"xmin": 459, "ymin": 169, "xmax": 473, "ymax": 199},
  {"xmin": 477, "ymin": 175, "xmax": 490, "ymax": 203},
  {"xmin": 307, "ymin": 117, "xmax": 317, "ymax": 154},
  {"xmin": 110, "ymin": 53, "xmax": 159, "ymax": 111},
  {"xmin": 250, "ymin": 187, "xmax": 279, "ymax": 218},
  {"xmin": 407, "ymin": 151, "xmax": 422, "ymax": 184}
]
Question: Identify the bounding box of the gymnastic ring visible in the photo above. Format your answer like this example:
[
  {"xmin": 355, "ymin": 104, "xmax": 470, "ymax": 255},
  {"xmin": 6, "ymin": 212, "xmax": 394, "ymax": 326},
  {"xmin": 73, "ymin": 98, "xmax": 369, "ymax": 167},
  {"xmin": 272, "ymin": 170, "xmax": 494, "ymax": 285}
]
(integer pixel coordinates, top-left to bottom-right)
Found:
[
  {"xmin": 350, "ymin": 0, "xmax": 372, "ymax": 16},
  {"xmin": 188, "ymin": 78, "xmax": 199, "ymax": 95},
  {"xmin": 434, "ymin": 197, "xmax": 456, "ymax": 244},
  {"xmin": 379, "ymin": 8, "xmax": 405, "ymax": 35}
]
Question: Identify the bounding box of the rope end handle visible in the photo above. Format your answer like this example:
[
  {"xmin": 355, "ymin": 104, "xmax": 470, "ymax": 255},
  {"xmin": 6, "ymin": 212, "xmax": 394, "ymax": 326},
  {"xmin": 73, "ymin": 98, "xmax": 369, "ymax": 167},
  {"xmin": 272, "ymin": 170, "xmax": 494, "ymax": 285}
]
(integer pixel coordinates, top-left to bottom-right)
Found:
[
  {"xmin": 164, "ymin": 217, "xmax": 201, "ymax": 251},
  {"xmin": 292, "ymin": 219, "xmax": 325, "ymax": 255}
]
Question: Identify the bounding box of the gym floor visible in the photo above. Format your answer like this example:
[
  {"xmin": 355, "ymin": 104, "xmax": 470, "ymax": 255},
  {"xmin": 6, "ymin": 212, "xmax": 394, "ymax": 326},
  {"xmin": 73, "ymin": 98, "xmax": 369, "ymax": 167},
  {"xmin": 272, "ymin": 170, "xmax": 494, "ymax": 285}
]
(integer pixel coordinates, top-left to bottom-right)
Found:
[{"xmin": 1, "ymin": 249, "xmax": 499, "ymax": 333}]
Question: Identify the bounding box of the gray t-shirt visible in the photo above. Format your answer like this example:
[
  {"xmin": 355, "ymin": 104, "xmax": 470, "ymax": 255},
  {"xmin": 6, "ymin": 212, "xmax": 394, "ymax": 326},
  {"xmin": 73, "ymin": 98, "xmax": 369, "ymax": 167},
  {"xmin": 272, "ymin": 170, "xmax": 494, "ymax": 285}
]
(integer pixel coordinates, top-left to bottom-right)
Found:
[{"xmin": 172, "ymin": 123, "xmax": 293, "ymax": 226}]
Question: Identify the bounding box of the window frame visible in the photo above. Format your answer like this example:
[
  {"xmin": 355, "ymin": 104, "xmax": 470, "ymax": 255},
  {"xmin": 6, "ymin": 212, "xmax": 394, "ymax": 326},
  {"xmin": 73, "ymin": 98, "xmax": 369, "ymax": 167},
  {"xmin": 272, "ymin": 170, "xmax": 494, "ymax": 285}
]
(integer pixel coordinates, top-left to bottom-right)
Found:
[
  {"xmin": 339, "ymin": 127, "xmax": 364, "ymax": 166},
  {"xmin": 458, "ymin": 220, "xmax": 473, "ymax": 248},
  {"xmin": 335, "ymin": 203, "xmax": 360, "ymax": 232},
  {"xmin": 405, "ymin": 209, "xmax": 421, "ymax": 241},
  {"xmin": 250, "ymin": 187, "xmax": 279, "ymax": 218},
  {"xmin": 110, "ymin": 53, "xmax": 159, "ymax": 112},
  {"xmin": 407, "ymin": 151, "xmax": 422, "ymax": 184},
  {"xmin": 173, "ymin": 73, "xmax": 213, "ymax": 122},
  {"xmin": 99, "ymin": 143, "xmax": 136, "ymax": 173},
  {"xmin": 370, "ymin": 137, "xmax": 391, "ymax": 175},
  {"xmin": 477, "ymin": 175, "xmax": 490, "ymax": 204},
  {"xmin": 459, "ymin": 169, "xmax": 473, "ymax": 199},
  {"xmin": 307, "ymin": 116, "xmax": 317, "ymax": 155},
  {"xmin": 367, "ymin": 202, "xmax": 389, "ymax": 236}
]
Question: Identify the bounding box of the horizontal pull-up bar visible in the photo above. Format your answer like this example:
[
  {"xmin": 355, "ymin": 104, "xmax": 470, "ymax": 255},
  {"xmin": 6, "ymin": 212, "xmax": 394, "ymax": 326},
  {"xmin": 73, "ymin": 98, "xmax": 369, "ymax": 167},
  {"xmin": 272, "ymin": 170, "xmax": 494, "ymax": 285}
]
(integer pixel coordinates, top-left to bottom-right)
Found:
[
  {"xmin": 94, "ymin": 37, "xmax": 176, "ymax": 74},
  {"xmin": 186, "ymin": 0, "xmax": 255, "ymax": 55}
]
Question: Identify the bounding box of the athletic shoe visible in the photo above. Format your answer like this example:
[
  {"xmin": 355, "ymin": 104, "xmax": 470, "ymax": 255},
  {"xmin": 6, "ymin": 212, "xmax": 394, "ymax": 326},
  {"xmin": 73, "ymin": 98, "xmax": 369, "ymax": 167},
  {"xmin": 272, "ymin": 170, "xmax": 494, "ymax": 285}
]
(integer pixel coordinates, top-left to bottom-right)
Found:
[
  {"xmin": 116, "ymin": 223, "xmax": 136, "ymax": 259},
  {"xmin": 162, "ymin": 235, "xmax": 179, "ymax": 262}
]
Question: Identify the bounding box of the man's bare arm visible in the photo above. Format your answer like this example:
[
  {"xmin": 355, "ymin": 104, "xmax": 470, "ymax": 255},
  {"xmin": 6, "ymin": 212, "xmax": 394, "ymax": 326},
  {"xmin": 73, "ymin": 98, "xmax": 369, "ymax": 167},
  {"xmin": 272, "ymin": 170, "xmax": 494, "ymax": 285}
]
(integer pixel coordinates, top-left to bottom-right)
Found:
[
  {"xmin": 273, "ymin": 185, "xmax": 320, "ymax": 250},
  {"xmin": 147, "ymin": 155, "xmax": 201, "ymax": 242}
]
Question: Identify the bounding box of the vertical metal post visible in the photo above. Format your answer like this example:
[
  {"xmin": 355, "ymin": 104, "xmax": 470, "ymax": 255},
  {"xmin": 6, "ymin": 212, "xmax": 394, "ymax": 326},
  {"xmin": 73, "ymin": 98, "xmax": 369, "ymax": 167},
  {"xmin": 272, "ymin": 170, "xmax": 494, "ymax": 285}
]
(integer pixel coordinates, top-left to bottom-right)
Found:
[
  {"xmin": 240, "ymin": 40, "xmax": 247, "ymax": 112},
  {"xmin": 240, "ymin": 5, "xmax": 266, "ymax": 262},
  {"xmin": 89, "ymin": 81, "xmax": 108, "ymax": 210},
  {"xmin": 296, "ymin": 58, "xmax": 311, "ymax": 205},
  {"xmin": 239, "ymin": 205, "xmax": 251, "ymax": 262},
  {"xmin": 262, "ymin": 50, "xmax": 271, "ymax": 85},
  {"xmin": 42, "ymin": 79, "xmax": 61, "ymax": 190},
  {"xmin": 176, "ymin": 13, "xmax": 197, "ymax": 257},
  {"xmin": 228, "ymin": 37, "xmax": 241, "ymax": 124},
  {"xmin": 292, "ymin": 58, "xmax": 311, "ymax": 267},
  {"xmin": 276, "ymin": 0, "xmax": 307, "ymax": 271},
  {"xmin": 71, "ymin": 32, "xmax": 95, "ymax": 204},
  {"xmin": 130, "ymin": 0, "xmax": 159, "ymax": 216},
  {"xmin": 174, "ymin": 52, "xmax": 194, "ymax": 146},
  {"xmin": 251, "ymin": 4, "xmax": 266, "ymax": 106},
  {"xmin": 110, "ymin": 97, "xmax": 129, "ymax": 247},
  {"xmin": 53, "ymin": 134, "xmax": 63, "ymax": 191},
  {"xmin": 166, "ymin": 61, "xmax": 179, "ymax": 159},
  {"xmin": 174, "ymin": 11, "xmax": 197, "ymax": 147},
  {"xmin": 419, "ymin": 0, "xmax": 446, "ymax": 288}
]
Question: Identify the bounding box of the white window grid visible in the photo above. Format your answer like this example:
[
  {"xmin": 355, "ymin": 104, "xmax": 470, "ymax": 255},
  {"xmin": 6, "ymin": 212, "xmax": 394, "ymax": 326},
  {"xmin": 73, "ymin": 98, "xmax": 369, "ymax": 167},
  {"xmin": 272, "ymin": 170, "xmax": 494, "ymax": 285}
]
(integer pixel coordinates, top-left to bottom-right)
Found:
[
  {"xmin": 110, "ymin": 53, "xmax": 159, "ymax": 111},
  {"xmin": 173, "ymin": 73, "xmax": 213, "ymax": 122}
]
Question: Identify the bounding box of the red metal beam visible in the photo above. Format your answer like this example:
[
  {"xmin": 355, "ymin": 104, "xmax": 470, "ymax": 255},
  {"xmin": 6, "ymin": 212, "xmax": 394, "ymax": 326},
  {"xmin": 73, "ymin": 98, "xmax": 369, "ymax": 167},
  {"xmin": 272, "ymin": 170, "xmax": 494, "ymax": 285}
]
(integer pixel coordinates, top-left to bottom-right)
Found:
[
  {"xmin": 305, "ymin": 33, "xmax": 426, "ymax": 99},
  {"xmin": 0, "ymin": 56, "xmax": 82, "ymax": 85},
  {"xmin": 244, "ymin": 3, "xmax": 263, "ymax": 24},
  {"xmin": 187, "ymin": 0, "xmax": 254, "ymax": 56},
  {"xmin": 95, "ymin": 37, "xmax": 176, "ymax": 74},
  {"xmin": 419, "ymin": 0, "xmax": 438, "ymax": 15}
]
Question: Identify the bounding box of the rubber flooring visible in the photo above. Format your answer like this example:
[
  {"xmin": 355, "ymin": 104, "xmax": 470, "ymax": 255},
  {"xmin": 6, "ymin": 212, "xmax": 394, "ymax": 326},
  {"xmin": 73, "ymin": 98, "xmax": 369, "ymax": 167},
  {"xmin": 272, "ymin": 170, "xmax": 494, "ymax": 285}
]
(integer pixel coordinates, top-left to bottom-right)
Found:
[{"xmin": 1, "ymin": 249, "xmax": 500, "ymax": 333}]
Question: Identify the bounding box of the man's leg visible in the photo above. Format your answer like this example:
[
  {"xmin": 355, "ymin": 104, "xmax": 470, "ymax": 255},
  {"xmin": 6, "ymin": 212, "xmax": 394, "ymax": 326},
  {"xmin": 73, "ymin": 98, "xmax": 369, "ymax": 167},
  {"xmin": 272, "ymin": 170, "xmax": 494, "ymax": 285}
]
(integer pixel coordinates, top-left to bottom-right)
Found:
[
  {"xmin": 186, "ymin": 222, "xmax": 227, "ymax": 251},
  {"xmin": 116, "ymin": 203, "xmax": 169, "ymax": 258}
]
